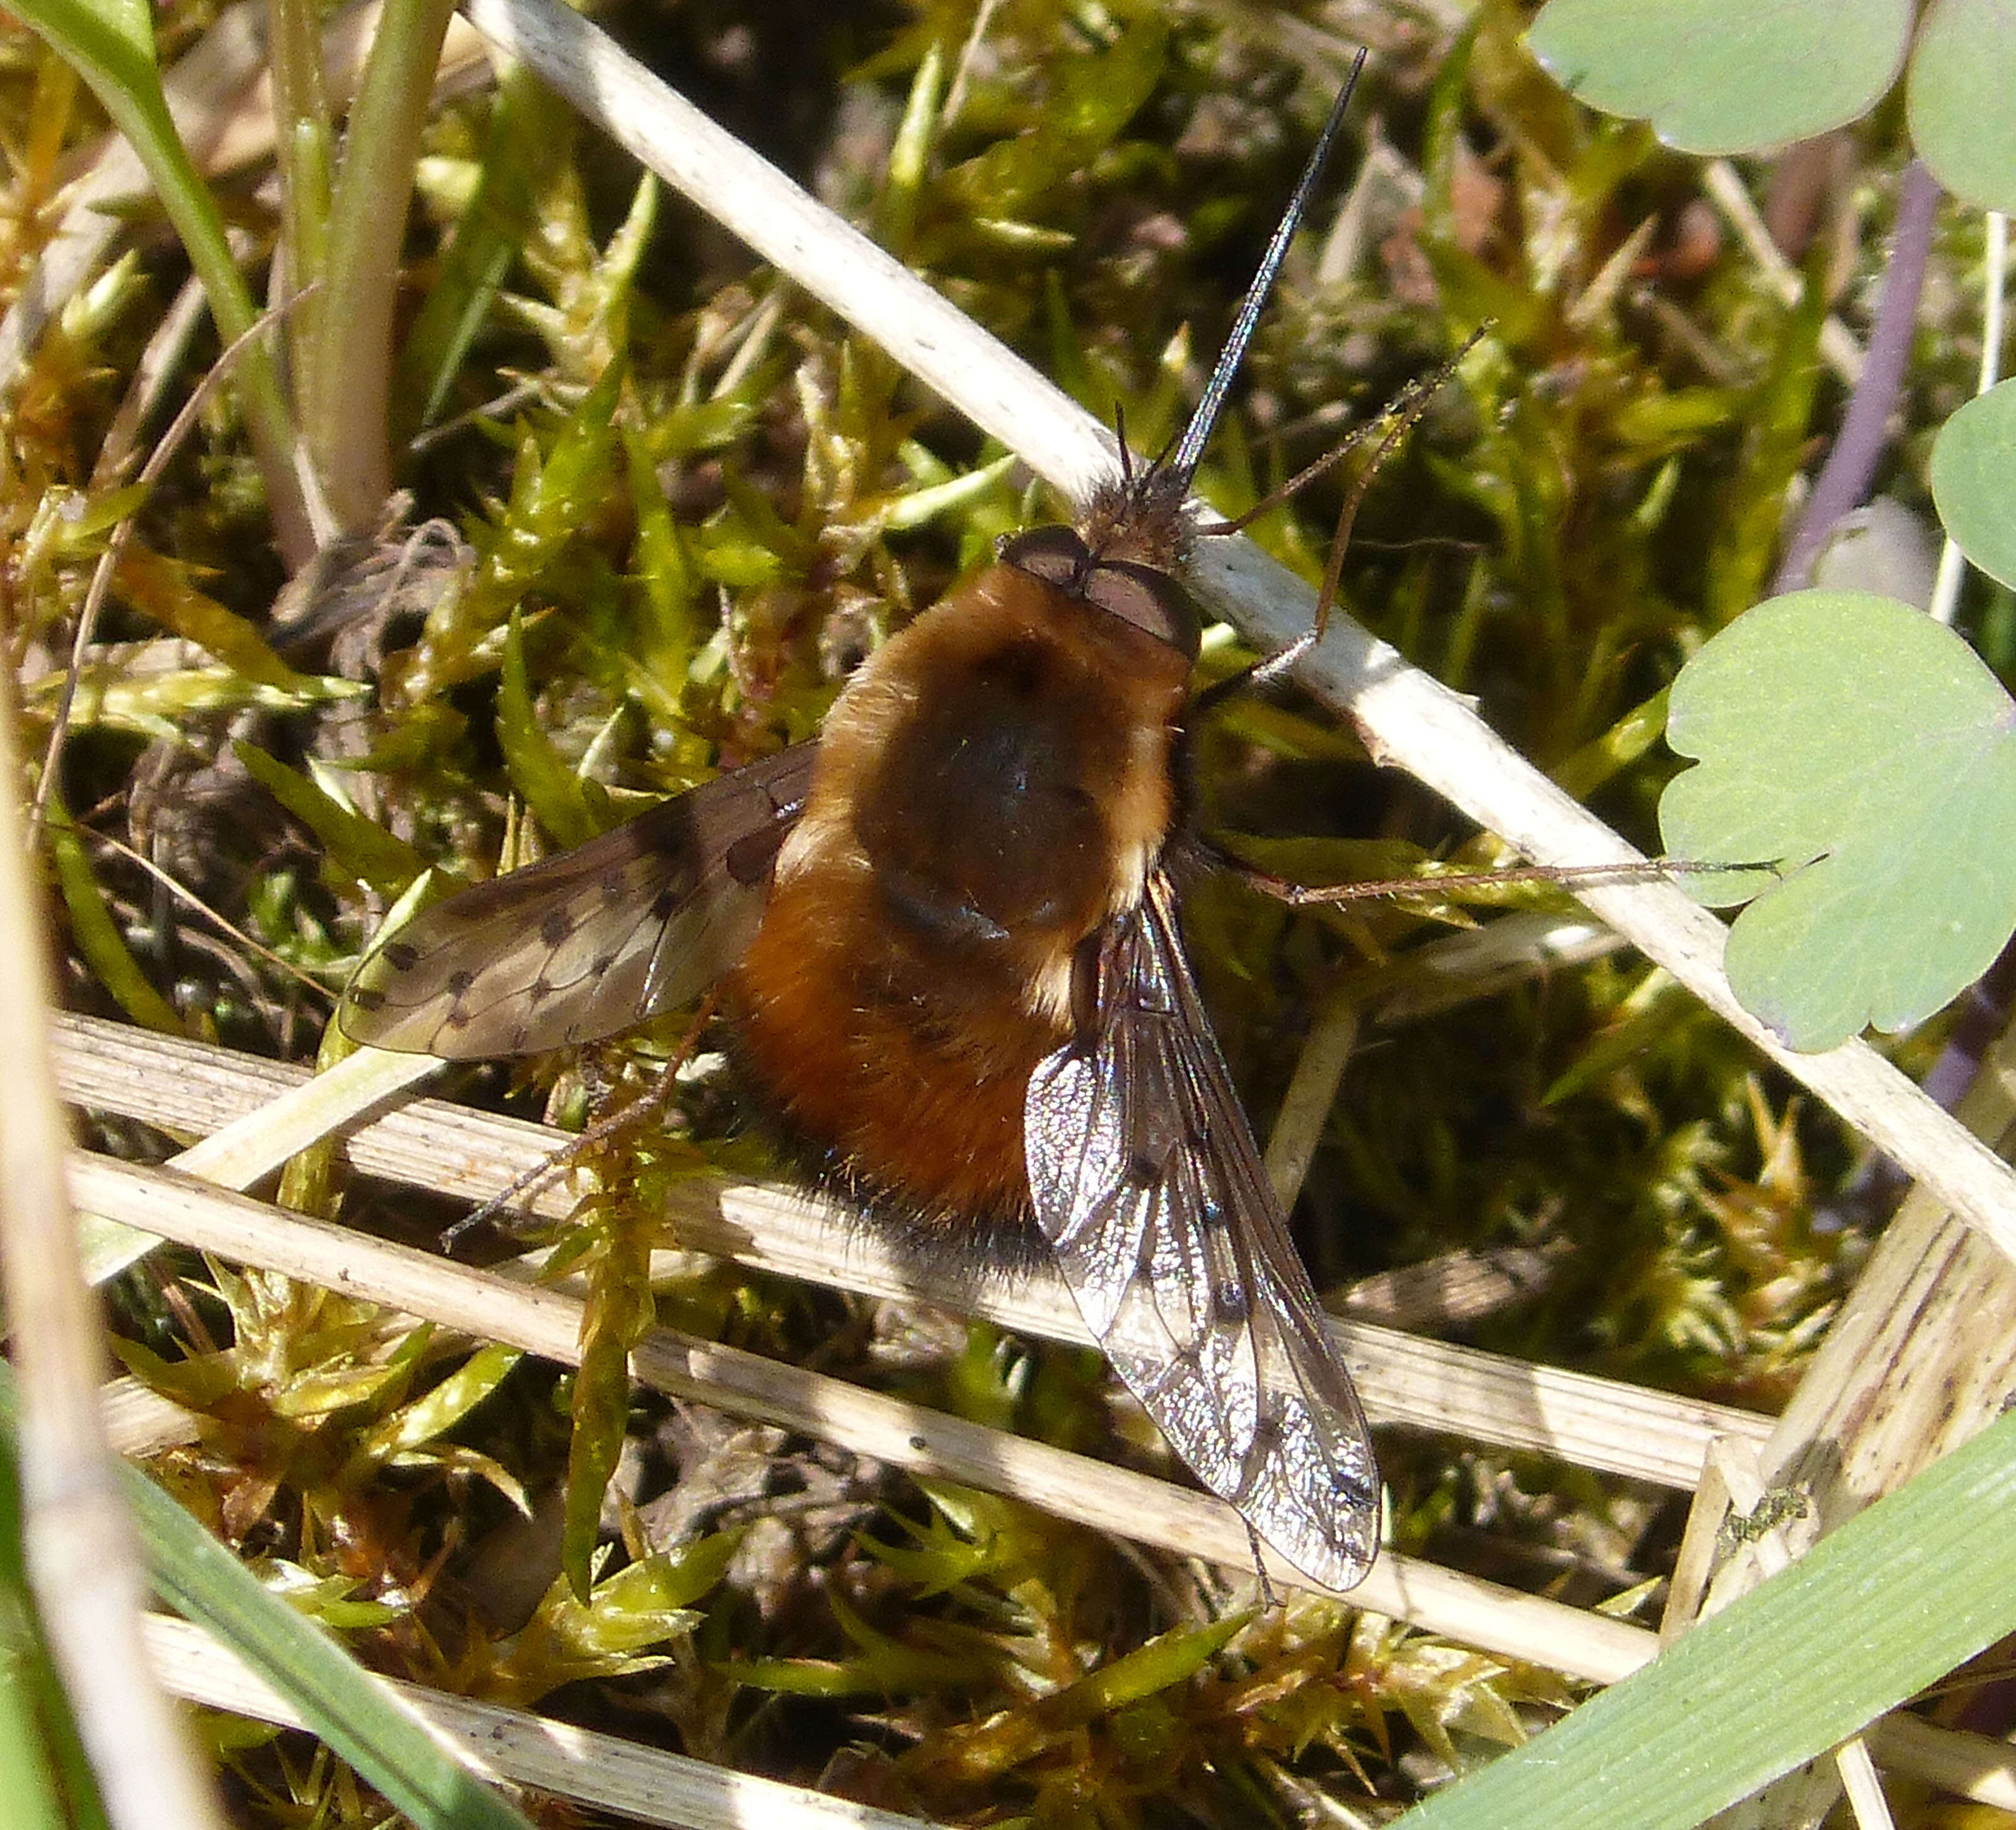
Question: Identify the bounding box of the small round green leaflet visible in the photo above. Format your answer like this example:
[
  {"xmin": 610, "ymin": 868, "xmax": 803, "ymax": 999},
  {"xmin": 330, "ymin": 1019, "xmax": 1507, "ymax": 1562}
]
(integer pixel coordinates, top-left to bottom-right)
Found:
[
  {"xmin": 1909, "ymin": 0, "xmax": 2016, "ymax": 212},
  {"xmin": 1930, "ymin": 378, "xmax": 2016, "ymax": 591},
  {"xmin": 1391, "ymin": 1407, "xmax": 2016, "ymax": 1828},
  {"xmin": 1525, "ymin": 0, "xmax": 1911, "ymax": 155},
  {"xmin": 1659, "ymin": 591, "xmax": 2016, "ymax": 1052}
]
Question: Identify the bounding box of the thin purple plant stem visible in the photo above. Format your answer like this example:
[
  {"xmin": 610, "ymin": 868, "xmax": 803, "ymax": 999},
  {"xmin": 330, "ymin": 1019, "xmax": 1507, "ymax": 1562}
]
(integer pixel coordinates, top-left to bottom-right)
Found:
[{"xmin": 1772, "ymin": 159, "xmax": 1942, "ymax": 596}]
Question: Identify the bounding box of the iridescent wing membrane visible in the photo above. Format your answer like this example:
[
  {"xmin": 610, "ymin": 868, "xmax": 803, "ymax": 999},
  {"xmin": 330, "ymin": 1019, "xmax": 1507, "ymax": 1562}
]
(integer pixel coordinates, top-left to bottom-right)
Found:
[
  {"xmin": 341, "ymin": 744, "xmax": 818, "ymax": 1057},
  {"xmin": 1024, "ymin": 873, "xmax": 1379, "ymax": 1591}
]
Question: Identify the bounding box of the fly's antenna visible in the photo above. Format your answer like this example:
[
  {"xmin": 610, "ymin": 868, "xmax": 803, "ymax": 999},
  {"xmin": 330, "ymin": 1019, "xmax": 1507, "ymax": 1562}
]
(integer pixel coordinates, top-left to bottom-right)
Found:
[
  {"xmin": 1156, "ymin": 49, "xmax": 1367, "ymax": 494},
  {"xmin": 1201, "ymin": 325, "xmax": 1490, "ymax": 542},
  {"xmin": 1077, "ymin": 52, "xmax": 1366, "ymax": 575}
]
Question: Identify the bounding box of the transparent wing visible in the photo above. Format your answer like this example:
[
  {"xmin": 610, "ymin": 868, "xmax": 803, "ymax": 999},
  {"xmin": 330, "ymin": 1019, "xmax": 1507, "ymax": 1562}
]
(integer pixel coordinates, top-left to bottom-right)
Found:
[
  {"xmin": 1024, "ymin": 872, "xmax": 1379, "ymax": 1590},
  {"xmin": 340, "ymin": 744, "xmax": 818, "ymax": 1058}
]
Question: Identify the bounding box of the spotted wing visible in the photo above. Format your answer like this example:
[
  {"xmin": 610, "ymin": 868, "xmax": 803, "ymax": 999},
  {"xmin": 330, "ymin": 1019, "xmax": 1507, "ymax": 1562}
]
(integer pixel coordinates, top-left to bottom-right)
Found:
[
  {"xmin": 340, "ymin": 744, "xmax": 818, "ymax": 1057},
  {"xmin": 1024, "ymin": 872, "xmax": 1379, "ymax": 1591}
]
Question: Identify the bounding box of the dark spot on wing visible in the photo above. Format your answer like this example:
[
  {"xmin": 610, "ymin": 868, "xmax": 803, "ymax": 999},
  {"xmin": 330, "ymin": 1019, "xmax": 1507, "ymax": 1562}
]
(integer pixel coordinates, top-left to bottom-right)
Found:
[
  {"xmin": 1214, "ymin": 1280, "xmax": 1251, "ymax": 1324},
  {"xmin": 349, "ymin": 986, "xmax": 384, "ymax": 1011},
  {"xmin": 726, "ymin": 827, "xmax": 785, "ymax": 887},
  {"xmin": 540, "ymin": 910, "xmax": 574, "ymax": 946},
  {"xmin": 382, "ymin": 941, "xmax": 419, "ymax": 971},
  {"xmin": 591, "ymin": 953, "xmax": 617, "ymax": 978},
  {"xmin": 600, "ymin": 867, "xmax": 627, "ymax": 903},
  {"xmin": 446, "ymin": 969, "xmax": 475, "ymax": 995},
  {"xmin": 650, "ymin": 886, "xmax": 680, "ymax": 920},
  {"xmin": 528, "ymin": 978, "xmax": 553, "ymax": 1004}
]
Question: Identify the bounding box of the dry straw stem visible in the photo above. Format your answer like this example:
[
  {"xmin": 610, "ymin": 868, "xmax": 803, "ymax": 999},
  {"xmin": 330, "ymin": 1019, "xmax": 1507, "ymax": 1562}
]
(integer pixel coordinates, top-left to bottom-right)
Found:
[
  {"xmin": 67, "ymin": 1149, "xmax": 2016, "ymax": 1812},
  {"xmin": 134, "ymin": 1610, "xmax": 2008, "ymax": 1830},
  {"xmin": 460, "ymin": 0, "xmax": 2016, "ymax": 1275},
  {"xmin": 1698, "ymin": 1439, "xmax": 1892, "ymax": 1830},
  {"xmin": 121, "ymin": 1609, "xmax": 2010, "ymax": 1826},
  {"xmin": 139, "ymin": 1613, "xmax": 944, "ymax": 1830},
  {"xmin": 68, "ymin": 1147, "xmax": 1654, "ymax": 1686},
  {"xmin": 1734, "ymin": 1011, "xmax": 2016, "ymax": 1558},
  {"xmin": 1664, "ymin": 1018, "xmax": 2016, "ymax": 1826},
  {"xmin": 78, "ymin": 1031, "xmax": 443, "ymax": 1283},
  {"xmin": 52, "ymin": 1009, "xmax": 1772, "ymax": 1492},
  {"xmin": 0, "ymin": 699, "xmax": 221, "ymax": 1825}
]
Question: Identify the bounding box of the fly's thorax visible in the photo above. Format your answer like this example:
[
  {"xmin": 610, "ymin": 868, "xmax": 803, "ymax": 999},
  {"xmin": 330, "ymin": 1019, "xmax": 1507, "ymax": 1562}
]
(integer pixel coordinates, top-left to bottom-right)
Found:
[{"xmin": 762, "ymin": 562, "xmax": 1185, "ymax": 1029}]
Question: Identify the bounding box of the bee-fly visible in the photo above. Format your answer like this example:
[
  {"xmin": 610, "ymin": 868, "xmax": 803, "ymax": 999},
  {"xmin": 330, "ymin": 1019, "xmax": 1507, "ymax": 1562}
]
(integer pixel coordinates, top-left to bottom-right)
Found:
[{"xmin": 342, "ymin": 64, "xmax": 1392, "ymax": 1592}]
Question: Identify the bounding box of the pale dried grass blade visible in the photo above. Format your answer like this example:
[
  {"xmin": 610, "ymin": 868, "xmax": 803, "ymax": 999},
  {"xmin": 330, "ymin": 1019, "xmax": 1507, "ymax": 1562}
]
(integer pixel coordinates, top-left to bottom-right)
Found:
[
  {"xmin": 1687, "ymin": 1020, "xmax": 2016, "ymax": 1828},
  {"xmin": 142, "ymin": 1613, "xmax": 941, "ymax": 1830},
  {"xmin": 75, "ymin": 1148, "xmax": 2016, "ymax": 1814},
  {"xmin": 78, "ymin": 1042, "xmax": 443, "ymax": 1284},
  {"xmin": 52, "ymin": 1011, "xmax": 1773, "ymax": 1490},
  {"xmin": 68, "ymin": 1149, "xmax": 1657, "ymax": 1686}
]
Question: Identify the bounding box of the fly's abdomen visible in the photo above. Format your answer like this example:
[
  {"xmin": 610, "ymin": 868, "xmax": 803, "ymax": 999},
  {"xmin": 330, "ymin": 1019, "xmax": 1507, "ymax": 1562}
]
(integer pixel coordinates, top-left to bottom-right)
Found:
[{"xmin": 727, "ymin": 861, "xmax": 1061, "ymax": 1230}]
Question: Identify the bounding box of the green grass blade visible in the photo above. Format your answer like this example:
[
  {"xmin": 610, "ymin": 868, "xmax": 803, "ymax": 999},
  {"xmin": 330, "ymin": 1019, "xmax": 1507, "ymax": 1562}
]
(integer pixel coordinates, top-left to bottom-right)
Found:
[
  {"xmin": 306, "ymin": 0, "xmax": 459, "ymax": 525},
  {"xmin": 1396, "ymin": 1409, "xmax": 2016, "ymax": 1827}
]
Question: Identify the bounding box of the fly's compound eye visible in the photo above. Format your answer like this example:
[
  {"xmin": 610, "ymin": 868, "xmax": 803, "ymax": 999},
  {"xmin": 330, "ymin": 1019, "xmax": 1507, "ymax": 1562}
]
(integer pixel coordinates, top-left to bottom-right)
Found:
[
  {"xmin": 1079, "ymin": 559, "xmax": 1201, "ymax": 660},
  {"xmin": 1002, "ymin": 527, "xmax": 1201, "ymax": 661},
  {"xmin": 999, "ymin": 524, "xmax": 1090, "ymax": 589}
]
